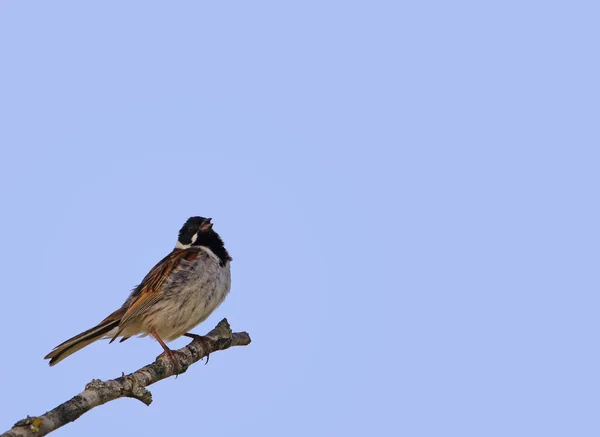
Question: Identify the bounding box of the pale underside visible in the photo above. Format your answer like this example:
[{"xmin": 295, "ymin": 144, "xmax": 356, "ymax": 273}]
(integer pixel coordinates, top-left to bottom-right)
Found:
[{"xmin": 111, "ymin": 246, "xmax": 231, "ymax": 342}]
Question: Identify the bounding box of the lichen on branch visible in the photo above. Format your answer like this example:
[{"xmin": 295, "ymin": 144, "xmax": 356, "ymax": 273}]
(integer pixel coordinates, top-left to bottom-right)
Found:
[{"xmin": 1, "ymin": 319, "xmax": 251, "ymax": 437}]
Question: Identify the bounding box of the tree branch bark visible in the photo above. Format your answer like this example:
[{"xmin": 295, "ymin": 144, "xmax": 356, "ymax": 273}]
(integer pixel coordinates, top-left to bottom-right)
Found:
[{"xmin": 2, "ymin": 319, "xmax": 251, "ymax": 437}]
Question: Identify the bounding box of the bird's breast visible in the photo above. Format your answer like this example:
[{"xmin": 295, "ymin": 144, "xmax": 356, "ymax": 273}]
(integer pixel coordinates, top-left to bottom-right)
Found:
[{"xmin": 142, "ymin": 252, "xmax": 231, "ymax": 341}]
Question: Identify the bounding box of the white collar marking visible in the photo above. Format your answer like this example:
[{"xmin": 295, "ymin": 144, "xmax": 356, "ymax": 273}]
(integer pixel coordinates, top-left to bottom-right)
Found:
[
  {"xmin": 174, "ymin": 241, "xmax": 222, "ymax": 265},
  {"xmin": 175, "ymin": 232, "xmax": 198, "ymax": 250}
]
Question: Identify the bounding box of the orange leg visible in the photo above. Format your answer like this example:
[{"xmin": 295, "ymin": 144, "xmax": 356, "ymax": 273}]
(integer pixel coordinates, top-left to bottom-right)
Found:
[{"xmin": 152, "ymin": 330, "xmax": 185, "ymax": 374}]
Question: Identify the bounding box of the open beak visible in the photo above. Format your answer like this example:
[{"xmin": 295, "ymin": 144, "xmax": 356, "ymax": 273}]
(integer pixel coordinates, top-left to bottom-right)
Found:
[{"xmin": 200, "ymin": 217, "xmax": 213, "ymax": 231}]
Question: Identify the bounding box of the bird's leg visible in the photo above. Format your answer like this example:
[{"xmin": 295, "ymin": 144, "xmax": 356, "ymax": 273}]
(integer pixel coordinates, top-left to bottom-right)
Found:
[
  {"xmin": 184, "ymin": 333, "xmax": 212, "ymax": 364},
  {"xmin": 152, "ymin": 330, "xmax": 186, "ymax": 374}
]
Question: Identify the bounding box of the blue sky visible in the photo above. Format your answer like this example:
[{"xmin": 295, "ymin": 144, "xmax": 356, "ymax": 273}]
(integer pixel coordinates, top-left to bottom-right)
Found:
[{"xmin": 0, "ymin": 1, "xmax": 598, "ymax": 436}]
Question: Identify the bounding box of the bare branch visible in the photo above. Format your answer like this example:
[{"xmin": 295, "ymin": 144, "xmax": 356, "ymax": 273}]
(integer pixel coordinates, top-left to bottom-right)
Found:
[{"xmin": 2, "ymin": 319, "xmax": 251, "ymax": 437}]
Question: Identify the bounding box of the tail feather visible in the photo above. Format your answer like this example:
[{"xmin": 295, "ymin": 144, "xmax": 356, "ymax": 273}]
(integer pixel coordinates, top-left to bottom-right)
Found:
[{"xmin": 44, "ymin": 320, "xmax": 120, "ymax": 366}]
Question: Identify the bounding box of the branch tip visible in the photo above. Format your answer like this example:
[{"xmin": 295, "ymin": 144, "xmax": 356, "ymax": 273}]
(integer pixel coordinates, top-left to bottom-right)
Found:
[{"xmin": 1, "ymin": 320, "xmax": 250, "ymax": 437}]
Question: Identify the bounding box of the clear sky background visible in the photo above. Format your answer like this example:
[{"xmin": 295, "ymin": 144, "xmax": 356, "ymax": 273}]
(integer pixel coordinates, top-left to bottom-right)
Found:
[{"xmin": 0, "ymin": 2, "xmax": 598, "ymax": 436}]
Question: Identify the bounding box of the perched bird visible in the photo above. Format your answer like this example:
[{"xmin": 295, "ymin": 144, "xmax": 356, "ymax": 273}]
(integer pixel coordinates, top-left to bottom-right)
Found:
[{"xmin": 45, "ymin": 216, "xmax": 232, "ymax": 368}]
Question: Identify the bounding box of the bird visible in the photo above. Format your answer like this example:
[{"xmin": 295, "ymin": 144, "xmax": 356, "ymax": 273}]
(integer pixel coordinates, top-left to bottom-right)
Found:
[{"xmin": 44, "ymin": 216, "xmax": 232, "ymax": 369}]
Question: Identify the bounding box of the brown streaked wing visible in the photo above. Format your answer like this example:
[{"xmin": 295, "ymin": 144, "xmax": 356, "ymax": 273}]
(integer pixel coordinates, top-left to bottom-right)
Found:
[{"xmin": 110, "ymin": 247, "xmax": 201, "ymax": 341}]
